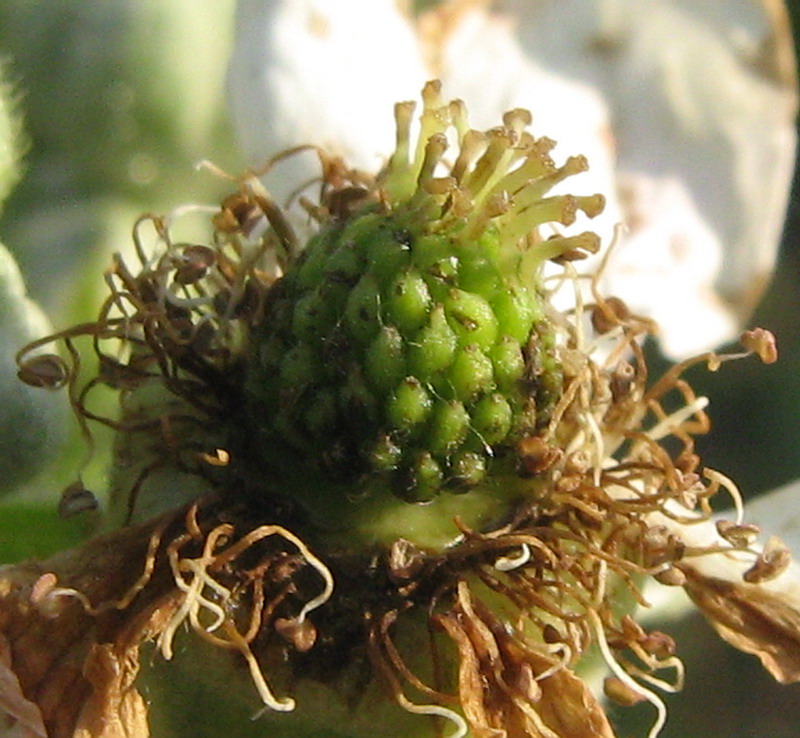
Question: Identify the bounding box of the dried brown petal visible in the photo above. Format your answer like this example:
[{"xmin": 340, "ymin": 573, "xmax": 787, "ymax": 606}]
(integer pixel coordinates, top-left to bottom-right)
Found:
[
  {"xmin": 0, "ymin": 518, "xmax": 172, "ymax": 737},
  {"xmin": 436, "ymin": 584, "xmax": 617, "ymax": 738},
  {"xmin": 603, "ymin": 676, "xmax": 646, "ymax": 707},
  {"xmin": 73, "ymin": 644, "xmax": 148, "ymax": 738},
  {"xmin": 650, "ymin": 508, "xmax": 800, "ymax": 684},
  {"xmin": 0, "ymin": 633, "xmax": 48, "ymax": 737},
  {"xmin": 682, "ymin": 564, "xmax": 800, "ymax": 684}
]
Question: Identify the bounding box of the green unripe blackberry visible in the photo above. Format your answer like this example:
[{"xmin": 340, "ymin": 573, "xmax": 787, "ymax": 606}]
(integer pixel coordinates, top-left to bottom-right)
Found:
[{"xmin": 243, "ymin": 81, "xmax": 604, "ymax": 514}]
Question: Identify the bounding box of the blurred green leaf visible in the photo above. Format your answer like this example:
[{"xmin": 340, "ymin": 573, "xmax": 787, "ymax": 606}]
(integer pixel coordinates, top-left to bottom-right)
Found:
[
  {"xmin": 0, "ymin": 61, "xmax": 24, "ymax": 206},
  {"xmin": 0, "ymin": 501, "xmax": 86, "ymax": 562},
  {"xmin": 0, "ymin": 240, "xmax": 67, "ymax": 495}
]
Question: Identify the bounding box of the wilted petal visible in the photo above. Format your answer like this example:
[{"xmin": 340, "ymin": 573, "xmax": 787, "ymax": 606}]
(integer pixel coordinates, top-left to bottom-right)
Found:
[
  {"xmin": 436, "ymin": 583, "xmax": 617, "ymax": 738},
  {"xmin": 0, "ymin": 633, "xmax": 47, "ymax": 738},
  {"xmin": 73, "ymin": 644, "xmax": 148, "ymax": 738},
  {"xmin": 652, "ymin": 505, "xmax": 800, "ymax": 684},
  {"xmin": 0, "ymin": 519, "xmax": 174, "ymax": 737},
  {"xmin": 682, "ymin": 560, "xmax": 800, "ymax": 684}
]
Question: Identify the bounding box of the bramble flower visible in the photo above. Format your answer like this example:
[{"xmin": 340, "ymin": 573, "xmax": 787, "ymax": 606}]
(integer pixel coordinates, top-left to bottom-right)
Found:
[
  {"xmin": 1, "ymin": 3, "xmax": 799, "ymax": 738},
  {"xmin": 1, "ymin": 74, "xmax": 799, "ymax": 738}
]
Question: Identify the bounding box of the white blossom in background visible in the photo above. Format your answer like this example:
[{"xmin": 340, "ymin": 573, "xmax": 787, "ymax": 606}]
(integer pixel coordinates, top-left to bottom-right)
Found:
[
  {"xmin": 226, "ymin": 0, "xmax": 797, "ymax": 359},
  {"xmin": 228, "ymin": 0, "xmax": 427, "ymax": 205}
]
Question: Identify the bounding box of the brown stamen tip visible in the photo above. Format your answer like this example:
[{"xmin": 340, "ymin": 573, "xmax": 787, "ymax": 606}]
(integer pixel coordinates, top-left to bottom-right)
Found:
[
  {"xmin": 744, "ymin": 536, "xmax": 792, "ymax": 583},
  {"xmin": 17, "ymin": 353, "xmax": 69, "ymax": 390},
  {"xmin": 740, "ymin": 327, "xmax": 778, "ymax": 364}
]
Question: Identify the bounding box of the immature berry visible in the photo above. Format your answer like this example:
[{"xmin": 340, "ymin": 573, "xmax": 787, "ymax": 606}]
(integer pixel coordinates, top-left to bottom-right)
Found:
[{"xmin": 244, "ymin": 81, "xmax": 603, "ymax": 505}]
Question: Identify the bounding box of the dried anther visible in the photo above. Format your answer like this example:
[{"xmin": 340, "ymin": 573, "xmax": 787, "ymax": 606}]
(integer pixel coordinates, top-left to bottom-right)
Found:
[
  {"xmin": 716, "ymin": 520, "xmax": 760, "ymax": 548},
  {"xmin": 173, "ymin": 244, "xmax": 217, "ymax": 285},
  {"xmin": 274, "ymin": 617, "xmax": 317, "ymax": 652},
  {"xmin": 516, "ymin": 436, "xmax": 563, "ymax": 476},
  {"xmin": 387, "ymin": 538, "xmax": 425, "ymax": 582},
  {"xmin": 591, "ymin": 296, "xmax": 631, "ymax": 334},
  {"xmin": 740, "ymin": 327, "xmax": 778, "ymax": 364},
  {"xmin": 57, "ymin": 480, "xmax": 99, "ymax": 519},
  {"xmin": 744, "ymin": 536, "xmax": 792, "ymax": 584},
  {"xmin": 16, "ymin": 353, "xmax": 69, "ymax": 389}
]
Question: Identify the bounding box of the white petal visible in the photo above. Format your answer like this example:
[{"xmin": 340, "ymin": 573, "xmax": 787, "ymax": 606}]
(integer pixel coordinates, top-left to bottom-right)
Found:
[
  {"xmin": 738, "ymin": 480, "xmax": 800, "ymax": 558},
  {"xmin": 502, "ymin": 0, "xmax": 797, "ymax": 357},
  {"xmin": 603, "ymin": 174, "xmax": 738, "ymax": 357},
  {"xmin": 227, "ymin": 0, "xmax": 427, "ymax": 206}
]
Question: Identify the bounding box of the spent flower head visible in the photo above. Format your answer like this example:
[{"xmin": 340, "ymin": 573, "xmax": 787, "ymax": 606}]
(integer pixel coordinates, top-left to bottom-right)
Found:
[{"xmin": 3, "ymin": 77, "xmax": 799, "ymax": 738}]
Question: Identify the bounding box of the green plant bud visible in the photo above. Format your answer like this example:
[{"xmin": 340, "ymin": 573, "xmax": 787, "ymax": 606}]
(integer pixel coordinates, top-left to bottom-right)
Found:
[
  {"xmin": 428, "ymin": 399, "xmax": 470, "ymax": 458},
  {"xmin": 344, "ymin": 273, "xmax": 381, "ymax": 343},
  {"xmin": 385, "ymin": 269, "xmax": 432, "ymax": 334},
  {"xmin": 408, "ymin": 304, "xmax": 457, "ymax": 379},
  {"xmin": 240, "ymin": 89, "xmax": 586, "ymax": 508},
  {"xmin": 27, "ymin": 81, "xmax": 765, "ymax": 738},
  {"xmin": 304, "ymin": 387, "xmax": 338, "ymax": 434},
  {"xmin": 386, "ymin": 377, "xmax": 433, "ymax": 430},
  {"xmin": 491, "ymin": 286, "xmax": 541, "ymax": 345},
  {"xmin": 365, "ymin": 325, "xmax": 406, "ymax": 393},
  {"xmin": 364, "ymin": 231, "xmax": 412, "ymax": 285},
  {"xmin": 324, "ymin": 241, "xmax": 364, "ymax": 283},
  {"xmin": 369, "ymin": 433, "xmax": 402, "ymax": 472},
  {"xmin": 448, "ymin": 450, "xmax": 487, "ymax": 489},
  {"xmin": 489, "ymin": 336, "xmax": 526, "ymax": 392},
  {"xmin": 471, "ymin": 393, "xmax": 513, "ymax": 446},
  {"xmin": 444, "ymin": 288, "xmax": 498, "ymax": 349},
  {"xmin": 398, "ymin": 450, "xmax": 443, "ymax": 502},
  {"xmin": 279, "ymin": 343, "xmax": 317, "ymax": 401},
  {"xmin": 448, "ymin": 344, "xmax": 494, "ymax": 402}
]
